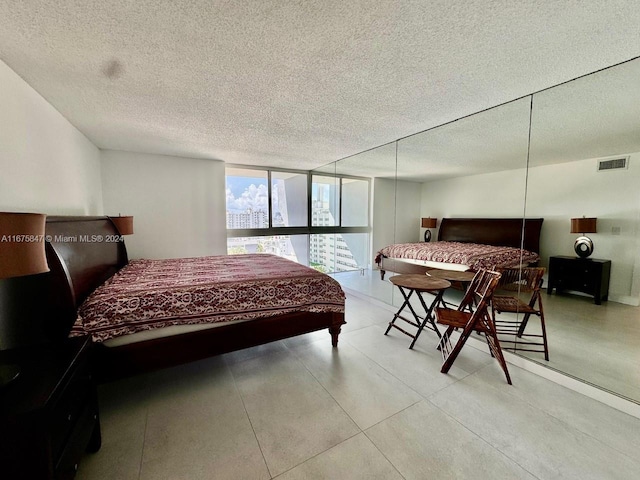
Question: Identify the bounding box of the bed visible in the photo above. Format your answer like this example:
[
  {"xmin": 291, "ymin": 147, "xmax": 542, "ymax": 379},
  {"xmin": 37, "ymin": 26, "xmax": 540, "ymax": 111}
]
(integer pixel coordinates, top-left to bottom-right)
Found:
[
  {"xmin": 376, "ymin": 218, "xmax": 544, "ymax": 280},
  {"xmin": 42, "ymin": 216, "xmax": 345, "ymax": 380}
]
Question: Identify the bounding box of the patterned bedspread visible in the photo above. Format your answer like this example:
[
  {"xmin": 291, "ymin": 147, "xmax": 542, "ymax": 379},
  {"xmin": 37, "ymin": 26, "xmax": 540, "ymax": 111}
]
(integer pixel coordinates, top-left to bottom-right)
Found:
[
  {"xmin": 71, "ymin": 254, "xmax": 345, "ymax": 343},
  {"xmin": 375, "ymin": 241, "xmax": 539, "ymax": 272}
]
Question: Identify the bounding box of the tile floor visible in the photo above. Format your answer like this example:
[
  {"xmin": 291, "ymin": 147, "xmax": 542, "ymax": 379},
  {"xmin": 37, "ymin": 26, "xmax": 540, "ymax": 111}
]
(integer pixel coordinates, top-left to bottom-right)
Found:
[
  {"xmin": 334, "ymin": 268, "xmax": 640, "ymax": 403},
  {"xmin": 77, "ymin": 294, "xmax": 640, "ymax": 479}
]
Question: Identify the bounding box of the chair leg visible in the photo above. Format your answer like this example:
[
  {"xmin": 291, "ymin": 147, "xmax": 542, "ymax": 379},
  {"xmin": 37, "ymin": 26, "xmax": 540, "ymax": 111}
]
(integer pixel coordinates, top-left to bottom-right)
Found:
[
  {"xmin": 516, "ymin": 313, "xmax": 532, "ymax": 337},
  {"xmin": 485, "ymin": 333, "xmax": 512, "ymax": 385},
  {"xmin": 538, "ymin": 303, "xmax": 549, "ymax": 361},
  {"xmin": 481, "ymin": 313, "xmax": 512, "ymax": 385},
  {"xmin": 441, "ymin": 323, "xmax": 474, "ymax": 374},
  {"xmin": 485, "ymin": 335, "xmax": 495, "ymax": 358},
  {"xmin": 518, "ymin": 291, "xmax": 541, "ymax": 336}
]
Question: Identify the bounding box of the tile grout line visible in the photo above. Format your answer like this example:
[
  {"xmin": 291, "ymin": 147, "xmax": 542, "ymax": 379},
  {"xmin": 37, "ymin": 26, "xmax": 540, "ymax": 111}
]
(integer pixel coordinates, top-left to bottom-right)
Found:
[
  {"xmin": 349, "ymin": 299, "xmax": 640, "ymax": 475},
  {"xmin": 428, "ymin": 361, "xmax": 640, "ymax": 478},
  {"xmin": 422, "ymin": 375, "xmax": 544, "ymax": 480},
  {"xmin": 136, "ymin": 400, "xmax": 150, "ymax": 480},
  {"xmin": 281, "ymin": 339, "xmax": 411, "ymax": 478},
  {"xmin": 282, "ymin": 338, "xmax": 364, "ymax": 433},
  {"xmin": 361, "ymin": 429, "xmax": 409, "ymax": 480},
  {"xmin": 460, "ymin": 361, "xmax": 640, "ymax": 469},
  {"xmin": 347, "ymin": 285, "xmax": 640, "ymax": 417},
  {"xmin": 225, "ymin": 357, "xmax": 274, "ymax": 478},
  {"xmin": 269, "ymin": 431, "xmax": 364, "ymax": 479},
  {"xmin": 344, "ymin": 323, "xmax": 481, "ymax": 402},
  {"xmin": 343, "ymin": 334, "xmax": 428, "ymax": 400},
  {"xmin": 263, "ymin": 341, "xmax": 373, "ymax": 476},
  {"xmin": 341, "ymin": 301, "xmax": 543, "ymax": 477}
]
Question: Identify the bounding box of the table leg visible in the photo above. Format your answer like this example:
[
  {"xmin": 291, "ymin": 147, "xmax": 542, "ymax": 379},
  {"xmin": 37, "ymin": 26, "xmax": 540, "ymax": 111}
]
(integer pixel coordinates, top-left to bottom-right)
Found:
[
  {"xmin": 384, "ymin": 287, "xmax": 415, "ymax": 335},
  {"xmin": 409, "ymin": 290, "xmax": 444, "ymax": 349}
]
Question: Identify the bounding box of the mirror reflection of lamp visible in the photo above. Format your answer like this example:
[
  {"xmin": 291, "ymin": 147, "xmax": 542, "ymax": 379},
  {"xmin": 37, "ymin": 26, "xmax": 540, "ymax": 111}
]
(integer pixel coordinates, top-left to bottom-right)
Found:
[
  {"xmin": 571, "ymin": 217, "xmax": 597, "ymax": 258},
  {"xmin": 421, "ymin": 217, "xmax": 437, "ymax": 242},
  {"xmin": 108, "ymin": 215, "xmax": 134, "ymax": 235},
  {"xmin": 0, "ymin": 212, "xmax": 50, "ymax": 387}
]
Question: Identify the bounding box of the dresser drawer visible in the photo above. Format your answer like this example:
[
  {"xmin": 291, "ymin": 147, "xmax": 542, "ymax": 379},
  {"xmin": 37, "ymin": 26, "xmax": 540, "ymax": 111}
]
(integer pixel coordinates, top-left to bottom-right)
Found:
[
  {"xmin": 49, "ymin": 365, "xmax": 93, "ymax": 460},
  {"xmin": 55, "ymin": 402, "xmax": 99, "ymax": 480},
  {"xmin": 558, "ymin": 275, "xmax": 595, "ymax": 292}
]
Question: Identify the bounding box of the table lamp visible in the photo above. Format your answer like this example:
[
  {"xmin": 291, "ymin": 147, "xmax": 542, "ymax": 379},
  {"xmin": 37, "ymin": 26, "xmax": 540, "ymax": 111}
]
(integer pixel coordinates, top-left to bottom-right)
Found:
[
  {"xmin": 421, "ymin": 217, "xmax": 437, "ymax": 242},
  {"xmin": 108, "ymin": 215, "xmax": 134, "ymax": 235},
  {"xmin": 571, "ymin": 217, "xmax": 597, "ymax": 258},
  {"xmin": 0, "ymin": 212, "xmax": 50, "ymax": 386}
]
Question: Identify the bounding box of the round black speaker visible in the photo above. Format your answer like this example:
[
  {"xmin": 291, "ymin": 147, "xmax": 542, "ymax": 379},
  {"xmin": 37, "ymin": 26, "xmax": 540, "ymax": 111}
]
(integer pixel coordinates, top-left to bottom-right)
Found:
[{"xmin": 574, "ymin": 235, "xmax": 594, "ymax": 258}]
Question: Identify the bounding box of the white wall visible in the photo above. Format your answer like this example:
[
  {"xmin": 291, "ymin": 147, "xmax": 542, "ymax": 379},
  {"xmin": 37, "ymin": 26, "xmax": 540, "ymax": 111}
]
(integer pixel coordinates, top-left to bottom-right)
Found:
[
  {"xmin": 372, "ymin": 177, "xmax": 422, "ymax": 256},
  {"xmin": 395, "ymin": 179, "xmax": 423, "ymax": 243},
  {"xmin": 0, "ymin": 59, "xmax": 102, "ymax": 214},
  {"xmin": 100, "ymin": 150, "xmax": 227, "ymax": 260},
  {"xmin": 526, "ymin": 153, "xmax": 640, "ymax": 305},
  {"xmin": 421, "ymin": 168, "xmax": 528, "ymax": 223},
  {"xmin": 372, "ymin": 178, "xmax": 396, "ymax": 257},
  {"xmin": 420, "ymin": 155, "xmax": 640, "ymax": 305}
]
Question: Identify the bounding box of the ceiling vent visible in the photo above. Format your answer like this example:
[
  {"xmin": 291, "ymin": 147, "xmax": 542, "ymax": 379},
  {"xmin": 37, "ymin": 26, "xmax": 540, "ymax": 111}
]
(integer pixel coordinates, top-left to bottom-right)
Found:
[{"xmin": 598, "ymin": 156, "xmax": 629, "ymax": 171}]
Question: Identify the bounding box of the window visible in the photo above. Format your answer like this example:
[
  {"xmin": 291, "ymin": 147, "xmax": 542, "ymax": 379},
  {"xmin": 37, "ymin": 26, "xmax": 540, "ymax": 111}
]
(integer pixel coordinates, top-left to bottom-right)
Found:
[
  {"xmin": 271, "ymin": 171, "xmax": 307, "ymax": 227},
  {"xmin": 311, "ymin": 175, "xmax": 339, "ymax": 227},
  {"xmin": 226, "ymin": 166, "xmax": 370, "ymax": 273},
  {"xmin": 311, "ymin": 175, "xmax": 369, "ymax": 228},
  {"xmin": 228, "ymin": 235, "xmax": 306, "ymax": 264},
  {"xmin": 225, "ymin": 168, "xmax": 268, "ymax": 229}
]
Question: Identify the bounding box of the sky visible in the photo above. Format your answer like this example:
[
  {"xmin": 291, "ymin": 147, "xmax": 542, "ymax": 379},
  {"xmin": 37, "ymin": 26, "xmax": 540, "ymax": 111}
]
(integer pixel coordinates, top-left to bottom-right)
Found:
[
  {"xmin": 226, "ymin": 176, "xmax": 269, "ymax": 213},
  {"xmin": 226, "ymin": 174, "xmax": 333, "ymax": 213}
]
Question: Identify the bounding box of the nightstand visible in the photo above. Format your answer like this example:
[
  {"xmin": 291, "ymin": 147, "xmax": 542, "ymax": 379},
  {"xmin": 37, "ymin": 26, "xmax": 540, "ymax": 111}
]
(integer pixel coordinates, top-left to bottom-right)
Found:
[
  {"xmin": 547, "ymin": 255, "xmax": 611, "ymax": 305},
  {"xmin": 0, "ymin": 336, "xmax": 101, "ymax": 480}
]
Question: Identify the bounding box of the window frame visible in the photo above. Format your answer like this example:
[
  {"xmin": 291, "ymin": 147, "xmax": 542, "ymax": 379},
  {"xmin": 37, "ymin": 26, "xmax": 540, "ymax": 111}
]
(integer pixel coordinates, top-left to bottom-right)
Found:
[{"xmin": 226, "ymin": 164, "xmax": 371, "ymax": 239}]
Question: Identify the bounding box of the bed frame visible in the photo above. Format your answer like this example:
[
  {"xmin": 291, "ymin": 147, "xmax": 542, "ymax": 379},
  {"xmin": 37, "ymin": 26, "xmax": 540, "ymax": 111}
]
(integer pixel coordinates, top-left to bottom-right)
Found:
[
  {"xmin": 43, "ymin": 216, "xmax": 345, "ymax": 381},
  {"xmin": 378, "ymin": 217, "xmax": 544, "ymax": 279}
]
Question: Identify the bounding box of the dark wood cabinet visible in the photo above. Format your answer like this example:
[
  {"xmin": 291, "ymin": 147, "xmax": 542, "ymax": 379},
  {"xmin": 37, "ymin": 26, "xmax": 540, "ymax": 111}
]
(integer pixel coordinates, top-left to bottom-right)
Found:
[
  {"xmin": 0, "ymin": 336, "xmax": 101, "ymax": 480},
  {"xmin": 547, "ymin": 255, "xmax": 611, "ymax": 305}
]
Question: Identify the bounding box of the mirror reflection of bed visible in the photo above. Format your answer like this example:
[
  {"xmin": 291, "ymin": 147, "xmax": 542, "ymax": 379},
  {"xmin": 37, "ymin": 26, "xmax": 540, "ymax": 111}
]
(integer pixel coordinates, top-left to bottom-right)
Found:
[
  {"xmin": 376, "ymin": 217, "xmax": 543, "ymax": 280},
  {"xmin": 327, "ymin": 56, "xmax": 640, "ymax": 405}
]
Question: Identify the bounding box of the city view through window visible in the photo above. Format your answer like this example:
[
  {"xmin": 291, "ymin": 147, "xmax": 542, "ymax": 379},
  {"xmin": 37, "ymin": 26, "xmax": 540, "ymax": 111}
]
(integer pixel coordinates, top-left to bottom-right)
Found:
[{"xmin": 225, "ymin": 168, "xmax": 369, "ymax": 273}]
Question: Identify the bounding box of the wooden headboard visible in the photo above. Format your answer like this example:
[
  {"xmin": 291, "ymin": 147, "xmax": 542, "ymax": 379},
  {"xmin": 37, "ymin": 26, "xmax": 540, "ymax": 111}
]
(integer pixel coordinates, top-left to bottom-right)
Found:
[
  {"xmin": 438, "ymin": 218, "xmax": 544, "ymax": 253},
  {"xmin": 44, "ymin": 216, "xmax": 128, "ymax": 339}
]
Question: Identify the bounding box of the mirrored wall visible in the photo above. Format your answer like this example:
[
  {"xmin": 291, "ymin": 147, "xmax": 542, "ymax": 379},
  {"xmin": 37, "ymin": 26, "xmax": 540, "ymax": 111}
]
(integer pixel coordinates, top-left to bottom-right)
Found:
[
  {"xmin": 524, "ymin": 57, "xmax": 640, "ymax": 401},
  {"xmin": 314, "ymin": 56, "xmax": 640, "ymax": 404}
]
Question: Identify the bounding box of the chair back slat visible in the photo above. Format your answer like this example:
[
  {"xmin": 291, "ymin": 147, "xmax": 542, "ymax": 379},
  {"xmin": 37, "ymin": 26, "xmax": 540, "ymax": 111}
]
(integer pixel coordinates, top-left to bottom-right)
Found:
[
  {"xmin": 438, "ymin": 269, "xmax": 512, "ymax": 384},
  {"xmin": 493, "ymin": 267, "xmax": 549, "ymax": 361},
  {"xmin": 497, "ymin": 267, "xmax": 545, "ymax": 293}
]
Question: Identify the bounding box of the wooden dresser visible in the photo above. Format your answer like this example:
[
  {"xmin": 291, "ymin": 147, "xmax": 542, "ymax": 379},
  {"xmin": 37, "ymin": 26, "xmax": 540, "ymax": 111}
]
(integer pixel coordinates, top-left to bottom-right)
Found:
[
  {"xmin": 0, "ymin": 336, "xmax": 101, "ymax": 479},
  {"xmin": 547, "ymin": 255, "xmax": 611, "ymax": 305}
]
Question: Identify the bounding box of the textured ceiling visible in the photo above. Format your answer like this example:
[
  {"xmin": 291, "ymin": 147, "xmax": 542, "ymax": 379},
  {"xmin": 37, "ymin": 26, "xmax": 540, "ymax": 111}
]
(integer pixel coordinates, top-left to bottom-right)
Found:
[{"xmin": 1, "ymin": 1, "xmax": 639, "ymax": 173}]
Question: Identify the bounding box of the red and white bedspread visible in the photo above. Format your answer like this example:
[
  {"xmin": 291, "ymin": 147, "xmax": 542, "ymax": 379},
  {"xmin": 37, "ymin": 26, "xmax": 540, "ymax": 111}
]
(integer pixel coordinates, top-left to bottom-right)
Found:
[
  {"xmin": 71, "ymin": 254, "xmax": 345, "ymax": 343},
  {"xmin": 375, "ymin": 241, "xmax": 539, "ymax": 272}
]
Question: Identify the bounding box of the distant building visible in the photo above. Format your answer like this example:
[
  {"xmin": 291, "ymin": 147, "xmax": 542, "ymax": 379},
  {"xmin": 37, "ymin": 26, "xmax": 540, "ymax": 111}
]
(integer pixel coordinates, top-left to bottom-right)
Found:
[
  {"xmin": 310, "ymin": 203, "xmax": 359, "ymax": 272},
  {"xmin": 226, "ymin": 209, "xmax": 269, "ymax": 229}
]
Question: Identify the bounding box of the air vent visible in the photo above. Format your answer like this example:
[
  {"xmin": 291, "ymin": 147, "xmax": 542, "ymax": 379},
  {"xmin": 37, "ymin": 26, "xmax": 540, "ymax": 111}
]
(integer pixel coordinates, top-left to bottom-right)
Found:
[{"xmin": 598, "ymin": 157, "xmax": 629, "ymax": 171}]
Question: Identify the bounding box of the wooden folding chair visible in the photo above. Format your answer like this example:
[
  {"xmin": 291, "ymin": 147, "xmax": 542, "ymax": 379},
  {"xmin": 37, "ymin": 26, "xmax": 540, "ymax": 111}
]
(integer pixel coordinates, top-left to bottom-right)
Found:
[
  {"xmin": 435, "ymin": 270, "xmax": 512, "ymax": 384},
  {"xmin": 492, "ymin": 267, "xmax": 549, "ymax": 360}
]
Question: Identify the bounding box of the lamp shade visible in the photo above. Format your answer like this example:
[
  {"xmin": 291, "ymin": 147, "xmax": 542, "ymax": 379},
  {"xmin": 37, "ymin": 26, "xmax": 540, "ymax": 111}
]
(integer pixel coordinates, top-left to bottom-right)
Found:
[
  {"xmin": 109, "ymin": 216, "xmax": 134, "ymax": 235},
  {"xmin": 571, "ymin": 217, "xmax": 597, "ymax": 234},
  {"xmin": 421, "ymin": 217, "xmax": 437, "ymax": 228},
  {"xmin": 0, "ymin": 212, "xmax": 49, "ymax": 279}
]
